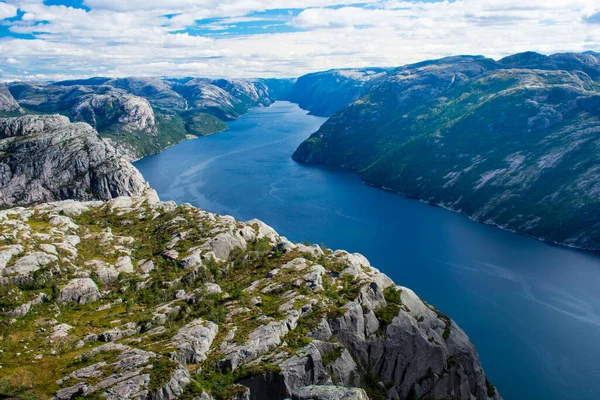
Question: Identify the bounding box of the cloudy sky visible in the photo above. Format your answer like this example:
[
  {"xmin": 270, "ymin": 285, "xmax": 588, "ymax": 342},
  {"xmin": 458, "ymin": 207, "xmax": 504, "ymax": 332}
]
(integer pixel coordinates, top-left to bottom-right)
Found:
[{"xmin": 0, "ymin": 0, "xmax": 599, "ymax": 80}]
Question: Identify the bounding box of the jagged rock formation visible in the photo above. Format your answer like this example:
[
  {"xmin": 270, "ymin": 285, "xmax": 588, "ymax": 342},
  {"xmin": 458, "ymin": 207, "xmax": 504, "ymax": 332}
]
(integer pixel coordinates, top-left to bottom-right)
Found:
[
  {"xmin": 0, "ymin": 194, "xmax": 500, "ymax": 400},
  {"xmin": 293, "ymin": 51, "xmax": 600, "ymax": 250},
  {"xmin": 0, "ymin": 83, "xmax": 22, "ymax": 114},
  {"xmin": 0, "ymin": 114, "xmax": 150, "ymax": 207}
]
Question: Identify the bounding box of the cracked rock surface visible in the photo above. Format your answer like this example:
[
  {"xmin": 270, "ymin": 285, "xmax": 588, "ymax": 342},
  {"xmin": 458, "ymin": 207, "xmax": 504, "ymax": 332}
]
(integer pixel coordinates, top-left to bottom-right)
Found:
[
  {"xmin": 0, "ymin": 194, "xmax": 501, "ymax": 400},
  {"xmin": 0, "ymin": 114, "xmax": 151, "ymax": 207}
]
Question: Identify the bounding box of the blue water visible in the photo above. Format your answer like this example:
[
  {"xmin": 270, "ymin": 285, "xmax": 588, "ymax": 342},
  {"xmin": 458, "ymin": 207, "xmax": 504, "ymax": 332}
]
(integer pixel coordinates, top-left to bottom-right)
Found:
[{"xmin": 135, "ymin": 102, "xmax": 600, "ymax": 400}]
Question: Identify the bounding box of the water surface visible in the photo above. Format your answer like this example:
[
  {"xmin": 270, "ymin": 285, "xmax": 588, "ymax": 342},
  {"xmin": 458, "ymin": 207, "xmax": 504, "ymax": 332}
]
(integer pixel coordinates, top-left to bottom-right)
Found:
[{"xmin": 135, "ymin": 102, "xmax": 600, "ymax": 400}]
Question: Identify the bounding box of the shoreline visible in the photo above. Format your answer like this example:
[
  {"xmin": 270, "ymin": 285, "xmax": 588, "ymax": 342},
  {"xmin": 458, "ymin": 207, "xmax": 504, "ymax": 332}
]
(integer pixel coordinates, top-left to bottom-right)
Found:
[
  {"xmin": 131, "ymin": 102, "xmax": 283, "ymax": 162},
  {"xmin": 360, "ymin": 179, "xmax": 599, "ymax": 254},
  {"xmin": 128, "ymin": 102, "xmax": 596, "ymax": 255},
  {"xmin": 130, "ymin": 128, "xmax": 228, "ymax": 163}
]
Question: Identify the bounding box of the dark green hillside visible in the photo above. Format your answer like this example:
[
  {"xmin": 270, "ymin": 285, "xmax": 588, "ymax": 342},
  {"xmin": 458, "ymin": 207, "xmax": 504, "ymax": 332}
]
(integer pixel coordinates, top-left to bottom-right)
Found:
[{"xmin": 294, "ymin": 52, "xmax": 600, "ymax": 250}]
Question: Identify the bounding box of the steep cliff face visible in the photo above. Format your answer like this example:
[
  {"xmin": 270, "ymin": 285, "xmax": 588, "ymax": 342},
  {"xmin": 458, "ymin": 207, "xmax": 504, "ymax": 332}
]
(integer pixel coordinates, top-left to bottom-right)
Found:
[
  {"xmin": 284, "ymin": 69, "xmax": 388, "ymax": 117},
  {"xmin": 293, "ymin": 52, "xmax": 600, "ymax": 250},
  {"xmin": 0, "ymin": 114, "xmax": 150, "ymax": 207},
  {"xmin": 0, "ymin": 195, "xmax": 500, "ymax": 400},
  {"xmin": 0, "ymin": 84, "xmax": 22, "ymax": 115}
]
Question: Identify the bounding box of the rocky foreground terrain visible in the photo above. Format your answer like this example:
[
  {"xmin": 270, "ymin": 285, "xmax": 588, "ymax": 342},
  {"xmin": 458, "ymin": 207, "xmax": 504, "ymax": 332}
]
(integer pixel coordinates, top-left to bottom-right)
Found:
[
  {"xmin": 294, "ymin": 51, "xmax": 600, "ymax": 250},
  {"xmin": 0, "ymin": 193, "xmax": 501, "ymax": 400},
  {"xmin": 0, "ymin": 114, "xmax": 149, "ymax": 208}
]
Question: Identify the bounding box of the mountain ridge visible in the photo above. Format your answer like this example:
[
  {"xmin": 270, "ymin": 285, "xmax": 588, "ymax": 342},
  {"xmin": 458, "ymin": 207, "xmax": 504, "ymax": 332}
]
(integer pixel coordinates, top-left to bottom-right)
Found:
[{"xmin": 293, "ymin": 51, "xmax": 600, "ymax": 251}]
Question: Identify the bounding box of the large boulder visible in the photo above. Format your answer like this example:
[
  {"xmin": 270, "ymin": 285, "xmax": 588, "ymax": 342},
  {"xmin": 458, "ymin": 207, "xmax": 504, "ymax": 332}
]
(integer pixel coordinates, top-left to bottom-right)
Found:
[
  {"xmin": 58, "ymin": 278, "xmax": 101, "ymax": 304},
  {"xmin": 203, "ymin": 231, "xmax": 247, "ymax": 260},
  {"xmin": 171, "ymin": 319, "xmax": 219, "ymax": 364}
]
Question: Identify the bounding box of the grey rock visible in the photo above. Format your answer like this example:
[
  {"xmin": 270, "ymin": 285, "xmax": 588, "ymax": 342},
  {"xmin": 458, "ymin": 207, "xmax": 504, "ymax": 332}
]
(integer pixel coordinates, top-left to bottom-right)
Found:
[
  {"xmin": 51, "ymin": 323, "xmax": 73, "ymax": 339},
  {"xmin": 4, "ymin": 292, "xmax": 47, "ymax": 317},
  {"xmin": 326, "ymin": 286, "xmax": 502, "ymax": 400},
  {"xmin": 221, "ymin": 311, "xmax": 300, "ymax": 371},
  {"xmin": 245, "ymin": 219, "xmax": 278, "ymax": 243},
  {"xmin": 295, "ymin": 244, "xmax": 324, "ymax": 258},
  {"xmin": 203, "ymin": 283, "xmax": 222, "ymax": 295},
  {"xmin": 278, "ymin": 344, "xmax": 331, "ymax": 396},
  {"xmin": 138, "ymin": 259, "xmax": 155, "ymax": 274},
  {"xmin": 0, "ymin": 114, "xmax": 150, "ymax": 208},
  {"xmin": 4, "ymin": 301, "xmax": 31, "ymax": 317},
  {"xmin": 91, "ymin": 261, "xmax": 120, "ymax": 284},
  {"xmin": 180, "ymin": 249, "xmax": 203, "ymax": 269},
  {"xmin": 0, "ymin": 245, "xmax": 23, "ymax": 272},
  {"xmin": 54, "ymin": 382, "xmax": 89, "ymax": 400},
  {"xmin": 203, "ymin": 231, "xmax": 247, "ymax": 260},
  {"xmin": 116, "ymin": 256, "xmax": 134, "ymax": 273},
  {"xmin": 58, "ymin": 278, "xmax": 101, "ymax": 304},
  {"xmin": 292, "ymin": 385, "xmax": 369, "ymax": 400},
  {"xmin": 303, "ymin": 265, "xmax": 326, "ymax": 291},
  {"xmin": 98, "ymin": 322, "xmax": 140, "ymax": 342},
  {"xmin": 171, "ymin": 319, "xmax": 219, "ymax": 364},
  {"xmin": 308, "ymin": 319, "xmax": 333, "ymax": 341},
  {"xmin": 2, "ymin": 251, "xmax": 58, "ymax": 277},
  {"xmin": 147, "ymin": 367, "xmax": 190, "ymax": 400},
  {"xmin": 40, "ymin": 243, "xmax": 58, "ymax": 254},
  {"xmin": 103, "ymin": 374, "xmax": 150, "ymax": 400},
  {"xmin": 276, "ymin": 240, "xmax": 297, "ymax": 254},
  {"xmin": 0, "ymin": 84, "xmax": 21, "ymax": 113},
  {"xmin": 71, "ymin": 91, "xmax": 156, "ymax": 135}
]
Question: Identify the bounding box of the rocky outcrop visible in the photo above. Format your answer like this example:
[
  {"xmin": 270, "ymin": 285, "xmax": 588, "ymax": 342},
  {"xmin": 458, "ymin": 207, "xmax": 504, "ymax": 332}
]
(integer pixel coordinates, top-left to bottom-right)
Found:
[
  {"xmin": 293, "ymin": 51, "xmax": 600, "ymax": 250},
  {"xmin": 0, "ymin": 83, "xmax": 21, "ymax": 114},
  {"xmin": 171, "ymin": 319, "xmax": 219, "ymax": 364},
  {"xmin": 58, "ymin": 278, "xmax": 101, "ymax": 304},
  {"xmin": 0, "ymin": 114, "xmax": 151, "ymax": 207},
  {"xmin": 292, "ymin": 385, "xmax": 369, "ymax": 400},
  {"xmin": 0, "ymin": 195, "xmax": 501, "ymax": 400},
  {"xmin": 70, "ymin": 90, "xmax": 157, "ymax": 134}
]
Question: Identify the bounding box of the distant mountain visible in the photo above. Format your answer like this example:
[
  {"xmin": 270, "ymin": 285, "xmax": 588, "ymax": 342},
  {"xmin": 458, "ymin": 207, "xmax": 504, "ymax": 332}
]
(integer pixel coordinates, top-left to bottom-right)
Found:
[
  {"xmin": 7, "ymin": 77, "xmax": 279, "ymax": 160},
  {"xmin": 5, "ymin": 70, "xmax": 383, "ymax": 159},
  {"xmin": 283, "ymin": 68, "xmax": 388, "ymax": 117},
  {"xmin": 293, "ymin": 52, "xmax": 600, "ymax": 250}
]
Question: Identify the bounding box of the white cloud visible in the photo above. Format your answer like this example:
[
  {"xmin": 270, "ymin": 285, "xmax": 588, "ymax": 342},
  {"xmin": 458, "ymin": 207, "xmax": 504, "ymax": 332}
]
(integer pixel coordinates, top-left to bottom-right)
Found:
[
  {"xmin": 0, "ymin": 2, "xmax": 17, "ymax": 19},
  {"xmin": 0, "ymin": 0, "xmax": 598, "ymax": 80}
]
